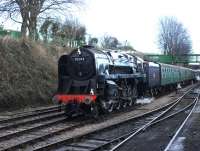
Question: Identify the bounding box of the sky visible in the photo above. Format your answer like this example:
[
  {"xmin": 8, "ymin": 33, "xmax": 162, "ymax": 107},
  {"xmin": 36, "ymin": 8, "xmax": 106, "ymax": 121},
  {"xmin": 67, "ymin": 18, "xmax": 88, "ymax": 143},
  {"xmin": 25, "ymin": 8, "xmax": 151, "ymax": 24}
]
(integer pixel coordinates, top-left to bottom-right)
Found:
[
  {"xmin": 76, "ymin": 0, "xmax": 200, "ymax": 54},
  {"xmin": 2, "ymin": 0, "xmax": 200, "ymax": 54}
]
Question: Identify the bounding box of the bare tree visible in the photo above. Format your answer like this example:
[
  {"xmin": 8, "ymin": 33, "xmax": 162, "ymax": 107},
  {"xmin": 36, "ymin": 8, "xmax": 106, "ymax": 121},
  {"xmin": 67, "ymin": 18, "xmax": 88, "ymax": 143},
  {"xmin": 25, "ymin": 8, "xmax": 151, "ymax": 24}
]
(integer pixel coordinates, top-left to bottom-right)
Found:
[
  {"xmin": 101, "ymin": 35, "xmax": 119, "ymax": 49},
  {"xmin": 158, "ymin": 16, "xmax": 192, "ymax": 55},
  {"xmin": 0, "ymin": 0, "xmax": 83, "ymax": 40}
]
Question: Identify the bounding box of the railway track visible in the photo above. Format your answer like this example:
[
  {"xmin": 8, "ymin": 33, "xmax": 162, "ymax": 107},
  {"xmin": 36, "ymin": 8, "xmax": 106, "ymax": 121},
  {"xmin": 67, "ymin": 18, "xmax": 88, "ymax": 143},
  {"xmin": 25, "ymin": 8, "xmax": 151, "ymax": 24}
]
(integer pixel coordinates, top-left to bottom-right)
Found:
[
  {"xmin": 0, "ymin": 104, "xmax": 96, "ymax": 151},
  {"xmin": 111, "ymin": 88, "xmax": 199, "ymax": 151},
  {"xmin": 0, "ymin": 105, "xmax": 63, "ymax": 124},
  {"xmin": 6, "ymin": 85, "xmax": 195, "ymax": 151},
  {"xmin": 0, "ymin": 118, "xmax": 92, "ymax": 151},
  {"xmin": 0, "ymin": 101, "xmax": 136, "ymax": 150},
  {"xmin": 164, "ymin": 89, "xmax": 200, "ymax": 151},
  {"xmin": 0, "ymin": 84, "xmax": 197, "ymax": 151}
]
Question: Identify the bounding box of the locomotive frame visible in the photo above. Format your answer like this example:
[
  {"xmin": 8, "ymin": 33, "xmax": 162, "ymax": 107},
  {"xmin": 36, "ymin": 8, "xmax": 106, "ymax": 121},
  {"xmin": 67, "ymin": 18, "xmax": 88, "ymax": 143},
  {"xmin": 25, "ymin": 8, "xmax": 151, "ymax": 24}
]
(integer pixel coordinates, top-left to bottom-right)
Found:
[{"xmin": 53, "ymin": 46, "xmax": 196, "ymax": 118}]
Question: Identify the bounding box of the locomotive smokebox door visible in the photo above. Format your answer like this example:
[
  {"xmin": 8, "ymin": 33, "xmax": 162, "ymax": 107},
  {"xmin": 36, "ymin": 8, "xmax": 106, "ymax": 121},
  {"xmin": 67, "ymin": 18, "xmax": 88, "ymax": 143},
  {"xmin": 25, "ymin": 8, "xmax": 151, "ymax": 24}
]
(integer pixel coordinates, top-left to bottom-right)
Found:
[{"xmin": 68, "ymin": 47, "xmax": 95, "ymax": 81}]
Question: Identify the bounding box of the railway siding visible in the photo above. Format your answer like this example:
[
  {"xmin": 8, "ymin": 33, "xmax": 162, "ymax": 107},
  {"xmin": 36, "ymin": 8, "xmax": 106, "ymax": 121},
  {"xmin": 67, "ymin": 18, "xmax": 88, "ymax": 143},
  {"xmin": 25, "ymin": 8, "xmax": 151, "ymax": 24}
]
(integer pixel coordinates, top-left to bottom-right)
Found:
[
  {"xmin": 164, "ymin": 96, "xmax": 200, "ymax": 151},
  {"xmin": 112, "ymin": 87, "xmax": 200, "ymax": 151},
  {"xmin": 0, "ymin": 84, "xmax": 196, "ymax": 151}
]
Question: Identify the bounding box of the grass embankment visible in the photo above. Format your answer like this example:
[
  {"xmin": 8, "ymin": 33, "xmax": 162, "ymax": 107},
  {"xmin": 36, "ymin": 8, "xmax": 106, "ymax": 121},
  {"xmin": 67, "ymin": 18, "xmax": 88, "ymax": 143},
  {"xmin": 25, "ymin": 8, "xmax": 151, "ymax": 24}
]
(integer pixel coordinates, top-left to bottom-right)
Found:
[{"xmin": 0, "ymin": 37, "xmax": 68, "ymax": 111}]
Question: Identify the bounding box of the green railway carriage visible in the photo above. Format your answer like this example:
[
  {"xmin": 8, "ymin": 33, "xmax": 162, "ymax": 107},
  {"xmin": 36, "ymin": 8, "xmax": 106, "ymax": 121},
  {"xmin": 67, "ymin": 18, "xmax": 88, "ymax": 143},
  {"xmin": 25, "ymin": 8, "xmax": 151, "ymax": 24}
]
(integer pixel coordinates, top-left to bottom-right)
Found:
[
  {"xmin": 179, "ymin": 67, "xmax": 195, "ymax": 82},
  {"xmin": 160, "ymin": 64, "xmax": 179, "ymax": 85},
  {"xmin": 160, "ymin": 63, "xmax": 194, "ymax": 86}
]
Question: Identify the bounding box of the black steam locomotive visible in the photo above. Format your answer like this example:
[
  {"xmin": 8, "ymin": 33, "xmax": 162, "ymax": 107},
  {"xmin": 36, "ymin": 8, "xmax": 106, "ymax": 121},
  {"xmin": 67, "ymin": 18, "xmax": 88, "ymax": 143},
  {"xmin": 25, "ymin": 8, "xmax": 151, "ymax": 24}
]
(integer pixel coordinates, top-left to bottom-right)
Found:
[{"xmin": 53, "ymin": 46, "xmax": 195, "ymax": 118}]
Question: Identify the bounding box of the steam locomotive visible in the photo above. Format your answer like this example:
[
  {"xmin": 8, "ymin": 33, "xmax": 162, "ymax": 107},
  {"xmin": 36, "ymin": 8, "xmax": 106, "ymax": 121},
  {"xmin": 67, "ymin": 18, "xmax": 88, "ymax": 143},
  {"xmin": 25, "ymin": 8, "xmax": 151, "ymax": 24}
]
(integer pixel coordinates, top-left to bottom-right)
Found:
[{"xmin": 53, "ymin": 46, "xmax": 195, "ymax": 118}]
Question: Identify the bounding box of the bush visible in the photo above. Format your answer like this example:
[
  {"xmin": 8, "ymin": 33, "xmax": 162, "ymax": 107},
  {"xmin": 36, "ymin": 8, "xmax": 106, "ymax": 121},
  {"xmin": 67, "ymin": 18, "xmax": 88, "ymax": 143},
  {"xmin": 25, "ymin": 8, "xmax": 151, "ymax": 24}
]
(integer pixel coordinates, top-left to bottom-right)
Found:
[{"xmin": 0, "ymin": 37, "xmax": 68, "ymax": 110}]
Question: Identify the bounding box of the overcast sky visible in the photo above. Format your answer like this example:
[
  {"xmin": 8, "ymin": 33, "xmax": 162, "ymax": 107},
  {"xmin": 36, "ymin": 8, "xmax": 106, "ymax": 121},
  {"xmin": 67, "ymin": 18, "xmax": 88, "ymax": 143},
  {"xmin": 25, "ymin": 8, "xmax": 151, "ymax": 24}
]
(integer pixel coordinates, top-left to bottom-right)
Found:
[
  {"xmin": 76, "ymin": 0, "xmax": 200, "ymax": 53},
  {"xmin": 3, "ymin": 0, "xmax": 200, "ymax": 54}
]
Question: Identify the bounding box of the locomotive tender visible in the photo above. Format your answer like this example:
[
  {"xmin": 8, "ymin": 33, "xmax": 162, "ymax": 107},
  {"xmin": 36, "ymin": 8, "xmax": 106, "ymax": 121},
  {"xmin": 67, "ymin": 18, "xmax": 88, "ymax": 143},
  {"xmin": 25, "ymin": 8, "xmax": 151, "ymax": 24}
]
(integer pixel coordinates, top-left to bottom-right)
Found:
[{"xmin": 53, "ymin": 46, "xmax": 195, "ymax": 117}]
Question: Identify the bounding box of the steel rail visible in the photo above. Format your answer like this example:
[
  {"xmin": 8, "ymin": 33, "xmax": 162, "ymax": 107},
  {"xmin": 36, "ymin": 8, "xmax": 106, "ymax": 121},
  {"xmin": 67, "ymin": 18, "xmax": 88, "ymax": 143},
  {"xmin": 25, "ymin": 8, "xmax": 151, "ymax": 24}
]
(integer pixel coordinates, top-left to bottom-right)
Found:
[
  {"xmin": 32, "ymin": 101, "xmax": 179, "ymax": 151},
  {"xmin": 111, "ymin": 89, "xmax": 198, "ymax": 151},
  {"xmin": 149, "ymin": 99, "xmax": 197, "ymax": 126},
  {"xmin": 0, "ymin": 99, "xmax": 173, "ymax": 150},
  {"xmin": 1, "ymin": 119, "xmax": 92, "ymax": 151},
  {"xmin": 1, "ymin": 85, "xmax": 198, "ymax": 151},
  {"xmin": 91, "ymin": 99, "xmax": 197, "ymax": 151},
  {"xmin": 0, "ymin": 112, "xmax": 65, "ymax": 131},
  {"xmin": 0, "ymin": 105, "xmax": 63, "ymax": 124},
  {"xmin": 164, "ymin": 94, "xmax": 199, "ymax": 151},
  {"xmin": 0, "ymin": 117, "xmax": 67, "ymax": 141},
  {"xmin": 32, "ymin": 86, "xmax": 196, "ymax": 151}
]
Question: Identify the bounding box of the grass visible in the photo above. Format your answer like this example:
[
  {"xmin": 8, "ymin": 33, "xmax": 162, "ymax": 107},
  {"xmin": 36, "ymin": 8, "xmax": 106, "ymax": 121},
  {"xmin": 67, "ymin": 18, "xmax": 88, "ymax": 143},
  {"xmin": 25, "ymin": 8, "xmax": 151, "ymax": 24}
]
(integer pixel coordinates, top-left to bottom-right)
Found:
[{"xmin": 0, "ymin": 37, "xmax": 70, "ymax": 111}]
